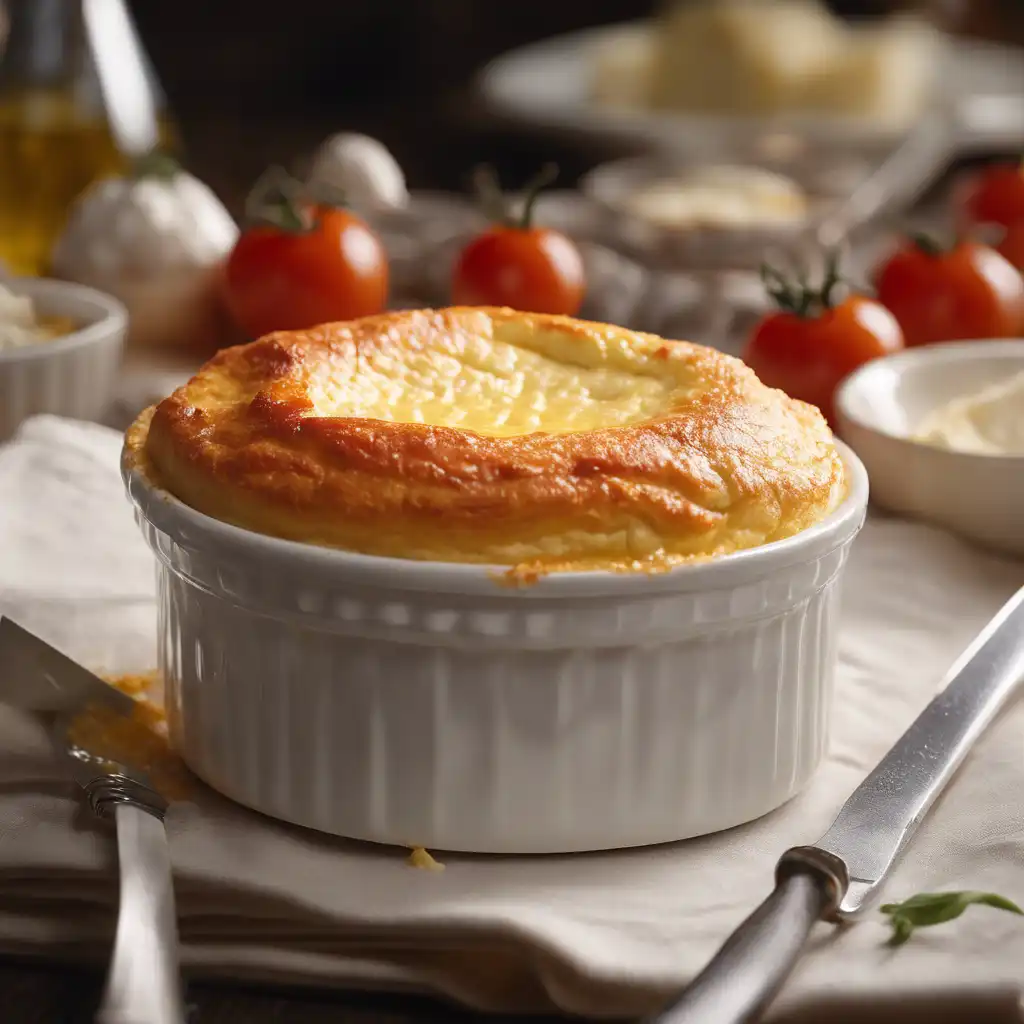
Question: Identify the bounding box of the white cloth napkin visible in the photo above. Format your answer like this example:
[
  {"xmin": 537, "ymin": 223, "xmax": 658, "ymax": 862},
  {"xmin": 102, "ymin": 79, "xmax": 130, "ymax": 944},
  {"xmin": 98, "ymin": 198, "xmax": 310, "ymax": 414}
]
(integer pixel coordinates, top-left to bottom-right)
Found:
[{"xmin": 1, "ymin": 415, "xmax": 1023, "ymax": 1022}]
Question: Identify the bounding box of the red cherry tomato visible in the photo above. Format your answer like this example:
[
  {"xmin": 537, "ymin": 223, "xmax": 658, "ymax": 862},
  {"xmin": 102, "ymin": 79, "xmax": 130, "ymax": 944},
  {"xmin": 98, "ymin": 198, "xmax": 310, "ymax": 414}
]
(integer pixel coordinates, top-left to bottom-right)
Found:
[
  {"xmin": 452, "ymin": 227, "xmax": 585, "ymax": 315},
  {"xmin": 223, "ymin": 172, "xmax": 388, "ymax": 339},
  {"xmin": 451, "ymin": 164, "xmax": 585, "ymax": 315},
  {"xmin": 997, "ymin": 221, "xmax": 1024, "ymax": 271},
  {"xmin": 743, "ymin": 293, "xmax": 903, "ymax": 427},
  {"xmin": 874, "ymin": 237, "xmax": 1024, "ymax": 347},
  {"xmin": 957, "ymin": 162, "xmax": 1024, "ymax": 231}
]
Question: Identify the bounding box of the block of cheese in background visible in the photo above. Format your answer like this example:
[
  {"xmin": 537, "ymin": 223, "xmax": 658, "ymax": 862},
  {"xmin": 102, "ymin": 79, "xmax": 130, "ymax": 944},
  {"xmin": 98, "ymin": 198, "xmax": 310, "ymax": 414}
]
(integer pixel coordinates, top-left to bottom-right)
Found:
[{"xmin": 592, "ymin": 0, "xmax": 942, "ymax": 127}]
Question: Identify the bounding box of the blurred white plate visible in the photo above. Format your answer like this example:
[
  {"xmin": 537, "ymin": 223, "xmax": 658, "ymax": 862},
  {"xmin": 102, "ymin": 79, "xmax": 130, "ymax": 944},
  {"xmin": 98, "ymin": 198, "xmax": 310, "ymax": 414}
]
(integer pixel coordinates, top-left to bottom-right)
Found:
[{"xmin": 478, "ymin": 22, "xmax": 1024, "ymax": 155}]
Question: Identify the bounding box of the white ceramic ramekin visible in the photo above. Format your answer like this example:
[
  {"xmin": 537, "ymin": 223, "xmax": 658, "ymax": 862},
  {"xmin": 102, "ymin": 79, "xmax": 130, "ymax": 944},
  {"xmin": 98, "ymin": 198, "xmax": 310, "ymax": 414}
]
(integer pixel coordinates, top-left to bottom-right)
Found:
[
  {"xmin": 123, "ymin": 443, "xmax": 868, "ymax": 854},
  {"xmin": 0, "ymin": 278, "xmax": 127, "ymax": 441}
]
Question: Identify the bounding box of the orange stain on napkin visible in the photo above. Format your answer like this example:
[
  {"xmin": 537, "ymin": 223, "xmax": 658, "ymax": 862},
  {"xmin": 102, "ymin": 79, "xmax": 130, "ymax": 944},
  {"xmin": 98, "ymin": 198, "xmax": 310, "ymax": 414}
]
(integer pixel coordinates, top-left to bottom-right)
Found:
[{"xmin": 66, "ymin": 673, "xmax": 194, "ymax": 802}]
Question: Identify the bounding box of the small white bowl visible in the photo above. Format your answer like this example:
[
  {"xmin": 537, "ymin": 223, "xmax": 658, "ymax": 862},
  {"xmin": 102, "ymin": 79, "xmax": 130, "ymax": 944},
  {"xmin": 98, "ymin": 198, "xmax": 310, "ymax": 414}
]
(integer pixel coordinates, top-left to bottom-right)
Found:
[
  {"xmin": 0, "ymin": 278, "xmax": 128, "ymax": 442},
  {"xmin": 836, "ymin": 340, "xmax": 1024, "ymax": 557},
  {"xmin": 123, "ymin": 440, "xmax": 867, "ymax": 854}
]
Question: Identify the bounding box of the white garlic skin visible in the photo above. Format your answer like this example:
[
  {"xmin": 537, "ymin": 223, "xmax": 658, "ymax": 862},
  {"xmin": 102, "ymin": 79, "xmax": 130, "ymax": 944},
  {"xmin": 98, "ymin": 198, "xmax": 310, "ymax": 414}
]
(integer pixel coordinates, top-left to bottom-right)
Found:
[
  {"xmin": 51, "ymin": 170, "xmax": 238, "ymax": 294},
  {"xmin": 306, "ymin": 133, "xmax": 408, "ymax": 211},
  {"xmin": 50, "ymin": 168, "xmax": 239, "ymax": 351}
]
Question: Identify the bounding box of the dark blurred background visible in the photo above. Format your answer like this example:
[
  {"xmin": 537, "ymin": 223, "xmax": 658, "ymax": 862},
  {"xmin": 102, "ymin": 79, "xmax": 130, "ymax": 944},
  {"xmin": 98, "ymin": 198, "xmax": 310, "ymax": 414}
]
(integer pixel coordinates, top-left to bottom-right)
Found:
[{"xmin": 129, "ymin": 0, "xmax": 1024, "ymax": 214}]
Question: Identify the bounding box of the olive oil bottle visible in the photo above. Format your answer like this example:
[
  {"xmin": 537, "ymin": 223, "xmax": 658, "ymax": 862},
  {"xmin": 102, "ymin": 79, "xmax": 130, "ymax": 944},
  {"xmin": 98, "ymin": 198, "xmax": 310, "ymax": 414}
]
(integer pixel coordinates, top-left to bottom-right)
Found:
[{"xmin": 0, "ymin": 0, "xmax": 177, "ymax": 276}]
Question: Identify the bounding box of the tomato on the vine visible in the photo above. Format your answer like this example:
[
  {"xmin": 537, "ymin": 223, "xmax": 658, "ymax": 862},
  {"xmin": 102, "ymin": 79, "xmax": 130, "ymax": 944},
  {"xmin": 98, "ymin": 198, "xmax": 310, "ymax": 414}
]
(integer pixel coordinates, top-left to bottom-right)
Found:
[
  {"xmin": 957, "ymin": 161, "xmax": 1024, "ymax": 231},
  {"xmin": 451, "ymin": 164, "xmax": 585, "ymax": 315},
  {"xmin": 874, "ymin": 236, "xmax": 1024, "ymax": 347},
  {"xmin": 222, "ymin": 167, "xmax": 388, "ymax": 340},
  {"xmin": 741, "ymin": 254, "xmax": 904, "ymax": 427}
]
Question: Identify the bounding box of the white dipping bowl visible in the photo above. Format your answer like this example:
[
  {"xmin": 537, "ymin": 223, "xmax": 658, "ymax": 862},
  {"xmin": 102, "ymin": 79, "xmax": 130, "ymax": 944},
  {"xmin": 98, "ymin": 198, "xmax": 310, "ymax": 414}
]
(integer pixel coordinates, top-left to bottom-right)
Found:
[
  {"xmin": 836, "ymin": 340, "xmax": 1024, "ymax": 557},
  {"xmin": 123, "ymin": 442, "xmax": 868, "ymax": 853},
  {"xmin": 0, "ymin": 278, "xmax": 127, "ymax": 441}
]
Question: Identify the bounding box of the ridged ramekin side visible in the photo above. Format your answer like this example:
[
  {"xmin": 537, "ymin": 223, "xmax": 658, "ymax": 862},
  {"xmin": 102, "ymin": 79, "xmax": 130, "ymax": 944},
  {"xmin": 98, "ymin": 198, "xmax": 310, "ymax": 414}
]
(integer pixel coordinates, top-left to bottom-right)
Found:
[
  {"xmin": 0, "ymin": 279, "xmax": 126, "ymax": 441},
  {"xmin": 0, "ymin": 327, "xmax": 124, "ymax": 440},
  {"xmin": 146, "ymin": 515, "xmax": 853, "ymax": 853}
]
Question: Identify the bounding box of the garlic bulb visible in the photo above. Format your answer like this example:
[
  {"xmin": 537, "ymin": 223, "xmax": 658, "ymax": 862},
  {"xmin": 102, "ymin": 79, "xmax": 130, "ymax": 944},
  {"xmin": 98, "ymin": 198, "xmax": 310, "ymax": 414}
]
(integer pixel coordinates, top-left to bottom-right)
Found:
[
  {"xmin": 52, "ymin": 157, "xmax": 238, "ymax": 293},
  {"xmin": 306, "ymin": 133, "xmax": 408, "ymax": 211},
  {"xmin": 51, "ymin": 155, "xmax": 240, "ymax": 351}
]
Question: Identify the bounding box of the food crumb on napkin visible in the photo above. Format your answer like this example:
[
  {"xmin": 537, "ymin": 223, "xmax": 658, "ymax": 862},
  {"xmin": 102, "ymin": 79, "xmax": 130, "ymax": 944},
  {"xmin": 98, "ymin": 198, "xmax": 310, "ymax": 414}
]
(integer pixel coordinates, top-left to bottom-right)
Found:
[{"xmin": 407, "ymin": 847, "xmax": 445, "ymax": 872}]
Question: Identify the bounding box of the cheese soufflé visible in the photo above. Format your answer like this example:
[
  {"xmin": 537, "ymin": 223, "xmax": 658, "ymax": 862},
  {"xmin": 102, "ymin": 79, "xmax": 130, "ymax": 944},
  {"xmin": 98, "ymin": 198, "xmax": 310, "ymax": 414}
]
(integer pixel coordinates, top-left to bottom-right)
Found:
[{"xmin": 124, "ymin": 307, "xmax": 845, "ymax": 573}]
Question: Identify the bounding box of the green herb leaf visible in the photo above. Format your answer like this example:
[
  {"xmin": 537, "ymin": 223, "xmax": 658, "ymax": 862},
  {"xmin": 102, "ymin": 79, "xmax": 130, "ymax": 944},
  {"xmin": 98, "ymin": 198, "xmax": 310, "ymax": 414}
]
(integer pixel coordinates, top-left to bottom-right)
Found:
[
  {"xmin": 888, "ymin": 915, "xmax": 915, "ymax": 947},
  {"xmin": 880, "ymin": 891, "xmax": 1023, "ymax": 946}
]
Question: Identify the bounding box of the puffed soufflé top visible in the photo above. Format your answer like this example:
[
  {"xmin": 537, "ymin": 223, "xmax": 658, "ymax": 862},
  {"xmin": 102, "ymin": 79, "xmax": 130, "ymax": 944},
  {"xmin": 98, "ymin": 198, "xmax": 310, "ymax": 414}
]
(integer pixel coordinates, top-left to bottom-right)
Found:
[{"xmin": 125, "ymin": 306, "xmax": 845, "ymax": 573}]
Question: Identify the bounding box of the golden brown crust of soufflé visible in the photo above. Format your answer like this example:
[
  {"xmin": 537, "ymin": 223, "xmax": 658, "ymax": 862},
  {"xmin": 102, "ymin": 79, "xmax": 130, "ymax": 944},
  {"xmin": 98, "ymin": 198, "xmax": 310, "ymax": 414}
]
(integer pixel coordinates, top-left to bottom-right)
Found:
[{"xmin": 124, "ymin": 306, "xmax": 845, "ymax": 574}]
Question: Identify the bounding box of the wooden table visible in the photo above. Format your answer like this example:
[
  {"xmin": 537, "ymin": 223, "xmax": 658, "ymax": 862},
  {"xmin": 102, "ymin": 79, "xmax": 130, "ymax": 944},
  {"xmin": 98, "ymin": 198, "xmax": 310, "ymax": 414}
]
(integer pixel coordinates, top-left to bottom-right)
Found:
[
  {"xmin": 6, "ymin": 958, "xmax": 1014, "ymax": 1023},
  {"xmin": 0, "ymin": 958, "xmax": 573, "ymax": 1023}
]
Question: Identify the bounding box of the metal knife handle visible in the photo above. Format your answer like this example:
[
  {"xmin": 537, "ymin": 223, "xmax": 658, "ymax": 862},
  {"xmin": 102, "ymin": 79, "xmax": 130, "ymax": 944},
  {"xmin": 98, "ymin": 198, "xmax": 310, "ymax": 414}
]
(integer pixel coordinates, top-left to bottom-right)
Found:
[
  {"xmin": 94, "ymin": 796, "xmax": 186, "ymax": 1024},
  {"xmin": 646, "ymin": 870, "xmax": 831, "ymax": 1024}
]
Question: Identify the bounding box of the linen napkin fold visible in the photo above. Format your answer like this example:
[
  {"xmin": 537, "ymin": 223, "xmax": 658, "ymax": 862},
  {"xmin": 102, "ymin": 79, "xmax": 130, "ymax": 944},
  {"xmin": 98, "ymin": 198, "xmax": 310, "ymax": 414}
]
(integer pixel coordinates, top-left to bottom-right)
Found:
[{"xmin": 1, "ymin": 415, "xmax": 1023, "ymax": 1022}]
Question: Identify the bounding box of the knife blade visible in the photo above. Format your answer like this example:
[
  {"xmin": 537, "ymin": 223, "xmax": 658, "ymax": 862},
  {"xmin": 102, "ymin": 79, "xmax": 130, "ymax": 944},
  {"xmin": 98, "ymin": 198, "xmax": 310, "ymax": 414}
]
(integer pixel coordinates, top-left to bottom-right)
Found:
[
  {"xmin": 648, "ymin": 585, "xmax": 1024, "ymax": 1024},
  {"xmin": 0, "ymin": 617, "xmax": 137, "ymax": 718},
  {"xmin": 0, "ymin": 616, "xmax": 187, "ymax": 1024}
]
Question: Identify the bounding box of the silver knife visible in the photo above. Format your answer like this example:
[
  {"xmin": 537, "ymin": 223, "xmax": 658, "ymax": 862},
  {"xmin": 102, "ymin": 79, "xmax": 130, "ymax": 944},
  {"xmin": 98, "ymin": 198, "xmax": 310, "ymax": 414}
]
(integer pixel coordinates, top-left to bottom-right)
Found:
[
  {"xmin": 0, "ymin": 617, "xmax": 186, "ymax": 1024},
  {"xmin": 648, "ymin": 585, "xmax": 1024, "ymax": 1024}
]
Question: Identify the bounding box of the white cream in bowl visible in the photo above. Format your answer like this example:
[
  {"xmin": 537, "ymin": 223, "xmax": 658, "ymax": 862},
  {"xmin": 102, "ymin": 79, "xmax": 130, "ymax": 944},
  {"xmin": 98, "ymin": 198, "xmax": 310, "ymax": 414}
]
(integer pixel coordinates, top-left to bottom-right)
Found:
[
  {"xmin": 836, "ymin": 340, "xmax": 1024, "ymax": 557},
  {"xmin": 915, "ymin": 371, "xmax": 1024, "ymax": 456},
  {"xmin": 0, "ymin": 283, "xmax": 71, "ymax": 351}
]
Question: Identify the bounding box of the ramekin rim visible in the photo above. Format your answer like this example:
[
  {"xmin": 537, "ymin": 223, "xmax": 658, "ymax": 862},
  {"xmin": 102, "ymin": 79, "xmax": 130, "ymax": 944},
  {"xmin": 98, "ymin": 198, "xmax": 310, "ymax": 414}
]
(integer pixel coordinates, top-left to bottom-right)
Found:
[{"xmin": 122, "ymin": 438, "xmax": 869, "ymax": 598}]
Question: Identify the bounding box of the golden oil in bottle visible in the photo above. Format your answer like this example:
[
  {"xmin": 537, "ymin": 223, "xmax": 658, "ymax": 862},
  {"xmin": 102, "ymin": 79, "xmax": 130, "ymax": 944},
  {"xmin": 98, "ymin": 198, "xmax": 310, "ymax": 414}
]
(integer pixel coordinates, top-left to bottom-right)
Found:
[{"xmin": 0, "ymin": 0, "xmax": 178, "ymax": 276}]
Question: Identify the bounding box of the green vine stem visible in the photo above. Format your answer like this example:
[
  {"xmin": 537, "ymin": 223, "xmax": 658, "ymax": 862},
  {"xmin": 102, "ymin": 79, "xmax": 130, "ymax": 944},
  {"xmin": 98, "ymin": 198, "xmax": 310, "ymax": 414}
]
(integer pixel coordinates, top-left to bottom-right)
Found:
[
  {"xmin": 761, "ymin": 248, "xmax": 849, "ymax": 318},
  {"xmin": 518, "ymin": 162, "xmax": 558, "ymax": 229},
  {"xmin": 909, "ymin": 230, "xmax": 953, "ymax": 257},
  {"xmin": 470, "ymin": 162, "xmax": 559, "ymax": 229},
  {"xmin": 243, "ymin": 165, "xmax": 344, "ymax": 234},
  {"xmin": 470, "ymin": 165, "xmax": 510, "ymax": 226}
]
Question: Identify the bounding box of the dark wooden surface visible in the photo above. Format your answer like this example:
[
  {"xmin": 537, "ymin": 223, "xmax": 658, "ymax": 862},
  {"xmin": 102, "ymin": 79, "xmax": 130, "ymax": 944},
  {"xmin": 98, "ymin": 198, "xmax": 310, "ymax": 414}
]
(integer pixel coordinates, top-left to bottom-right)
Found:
[
  {"xmin": 126, "ymin": 0, "xmax": 1024, "ymax": 210},
  {"xmin": 0, "ymin": 958, "xmax": 576, "ymax": 1023}
]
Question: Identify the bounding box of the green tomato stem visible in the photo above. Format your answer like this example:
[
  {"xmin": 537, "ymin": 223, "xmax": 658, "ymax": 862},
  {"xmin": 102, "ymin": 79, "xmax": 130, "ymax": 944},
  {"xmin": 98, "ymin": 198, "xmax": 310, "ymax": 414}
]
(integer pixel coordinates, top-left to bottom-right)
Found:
[
  {"xmin": 470, "ymin": 162, "xmax": 559, "ymax": 230},
  {"xmin": 518, "ymin": 162, "xmax": 558, "ymax": 230},
  {"xmin": 760, "ymin": 247, "xmax": 850, "ymax": 318},
  {"xmin": 244, "ymin": 165, "xmax": 316, "ymax": 234},
  {"xmin": 130, "ymin": 149, "xmax": 180, "ymax": 181}
]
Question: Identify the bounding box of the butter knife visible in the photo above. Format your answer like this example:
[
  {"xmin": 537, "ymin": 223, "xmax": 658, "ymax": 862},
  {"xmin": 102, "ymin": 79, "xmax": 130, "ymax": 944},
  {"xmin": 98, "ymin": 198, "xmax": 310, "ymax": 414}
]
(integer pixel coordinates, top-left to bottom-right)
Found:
[
  {"xmin": 648, "ymin": 585, "xmax": 1024, "ymax": 1024},
  {"xmin": 0, "ymin": 617, "xmax": 186, "ymax": 1024}
]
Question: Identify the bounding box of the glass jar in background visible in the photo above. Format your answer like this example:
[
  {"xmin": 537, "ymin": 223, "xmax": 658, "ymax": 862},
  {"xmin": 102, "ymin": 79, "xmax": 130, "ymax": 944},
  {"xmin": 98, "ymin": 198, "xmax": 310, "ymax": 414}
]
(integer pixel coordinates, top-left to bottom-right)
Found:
[{"xmin": 0, "ymin": 0, "xmax": 177, "ymax": 276}]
